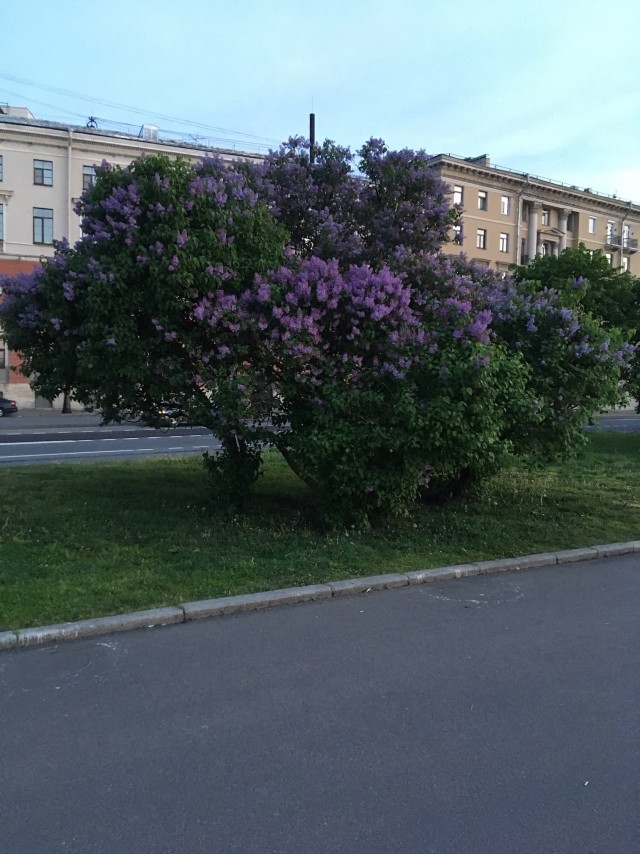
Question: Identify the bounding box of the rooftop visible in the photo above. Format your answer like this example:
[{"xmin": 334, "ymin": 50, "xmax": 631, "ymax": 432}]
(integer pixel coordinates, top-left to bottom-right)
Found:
[
  {"xmin": 0, "ymin": 105, "xmax": 269, "ymax": 157},
  {"xmin": 429, "ymin": 152, "xmax": 639, "ymax": 209}
]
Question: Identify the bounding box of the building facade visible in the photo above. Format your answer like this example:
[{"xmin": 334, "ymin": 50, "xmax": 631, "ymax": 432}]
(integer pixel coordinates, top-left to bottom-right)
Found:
[
  {"xmin": 427, "ymin": 153, "xmax": 640, "ymax": 275},
  {"xmin": 1, "ymin": 108, "xmax": 639, "ymax": 407},
  {"xmin": 0, "ymin": 106, "xmax": 262, "ymax": 405}
]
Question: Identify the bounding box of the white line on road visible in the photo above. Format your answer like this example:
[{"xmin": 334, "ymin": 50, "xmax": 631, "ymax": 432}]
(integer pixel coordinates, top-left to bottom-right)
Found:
[
  {"xmin": 1, "ymin": 437, "xmax": 167, "ymax": 447},
  {"xmin": 0, "ymin": 448, "xmax": 156, "ymax": 460}
]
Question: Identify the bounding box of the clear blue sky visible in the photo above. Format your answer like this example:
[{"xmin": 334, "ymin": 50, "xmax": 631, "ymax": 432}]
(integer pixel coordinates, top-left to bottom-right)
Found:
[{"xmin": 4, "ymin": 0, "xmax": 640, "ymax": 199}]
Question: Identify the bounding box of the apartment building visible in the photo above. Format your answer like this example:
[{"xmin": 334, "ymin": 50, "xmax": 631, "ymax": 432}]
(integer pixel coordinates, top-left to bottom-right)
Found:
[
  {"xmin": 1, "ymin": 106, "xmax": 639, "ymax": 406},
  {"xmin": 0, "ymin": 105, "xmax": 263, "ymax": 405},
  {"xmin": 427, "ymin": 153, "xmax": 640, "ymax": 275}
]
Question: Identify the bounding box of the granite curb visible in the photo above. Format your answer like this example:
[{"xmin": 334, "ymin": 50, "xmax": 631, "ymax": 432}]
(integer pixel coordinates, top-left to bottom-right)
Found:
[{"xmin": 2, "ymin": 540, "xmax": 639, "ymax": 651}]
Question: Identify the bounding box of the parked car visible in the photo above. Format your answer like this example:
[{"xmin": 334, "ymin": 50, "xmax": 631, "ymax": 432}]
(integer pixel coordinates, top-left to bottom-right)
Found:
[{"xmin": 0, "ymin": 395, "xmax": 18, "ymax": 417}]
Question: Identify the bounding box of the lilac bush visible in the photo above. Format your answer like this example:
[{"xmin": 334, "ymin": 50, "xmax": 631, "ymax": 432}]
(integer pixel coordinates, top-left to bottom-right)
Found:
[
  {"xmin": 0, "ymin": 154, "xmax": 287, "ymax": 506},
  {"xmin": 242, "ymin": 141, "xmax": 631, "ymax": 519},
  {"xmin": 1, "ymin": 141, "xmax": 633, "ymax": 523}
]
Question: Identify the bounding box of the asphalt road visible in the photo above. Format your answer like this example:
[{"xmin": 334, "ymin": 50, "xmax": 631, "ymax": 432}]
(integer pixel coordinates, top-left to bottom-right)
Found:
[
  {"xmin": 0, "ymin": 414, "xmax": 221, "ymax": 464},
  {"xmin": 589, "ymin": 413, "xmax": 640, "ymax": 433},
  {"xmin": 0, "ymin": 410, "xmax": 637, "ymax": 465},
  {"xmin": 1, "ymin": 554, "xmax": 638, "ymax": 853}
]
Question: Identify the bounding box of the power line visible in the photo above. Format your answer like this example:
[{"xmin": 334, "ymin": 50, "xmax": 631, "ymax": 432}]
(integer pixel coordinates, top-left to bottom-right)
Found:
[
  {"xmin": 0, "ymin": 71, "xmax": 281, "ymax": 144},
  {"xmin": 0, "ymin": 86, "xmax": 272, "ymax": 152},
  {"xmin": 0, "ymin": 86, "xmax": 92, "ymax": 122}
]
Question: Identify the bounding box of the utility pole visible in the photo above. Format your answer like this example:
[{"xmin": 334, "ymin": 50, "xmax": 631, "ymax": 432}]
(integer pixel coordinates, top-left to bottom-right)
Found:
[{"xmin": 309, "ymin": 113, "xmax": 315, "ymax": 164}]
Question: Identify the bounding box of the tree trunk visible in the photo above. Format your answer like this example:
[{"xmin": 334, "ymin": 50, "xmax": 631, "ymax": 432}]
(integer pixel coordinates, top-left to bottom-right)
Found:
[
  {"xmin": 275, "ymin": 440, "xmax": 318, "ymax": 490},
  {"xmin": 62, "ymin": 390, "xmax": 72, "ymax": 414}
]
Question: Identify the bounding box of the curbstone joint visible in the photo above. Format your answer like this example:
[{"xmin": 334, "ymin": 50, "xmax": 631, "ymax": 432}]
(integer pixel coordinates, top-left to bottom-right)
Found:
[
  {"xmin": 591, "ymin": 542, "xmax": 636, "ymax": 558},
  {"xmin": 183, "ymin": 584, "xmax": 332, "ymax": 620},
  {"xmin": 15, "ymin": 606, "xmax": 185, "ymax": 648},
  {"xmin": 555, "ymin": 546, "xmax": 599, "ymax": 564},
  {"xmin": 406, "ymin": 565, "xmax": 477, "ymax": 584},
  {"xmin": 475, "ymin": 553, "xmax": 558, "ymax": 574},
  {"xmin": 328, "ymin": 573, "xmax": 409, "ymax": 596},
  {"xmin": 1, "ymin": 541, "xmax": 637, "ymax": 651}
]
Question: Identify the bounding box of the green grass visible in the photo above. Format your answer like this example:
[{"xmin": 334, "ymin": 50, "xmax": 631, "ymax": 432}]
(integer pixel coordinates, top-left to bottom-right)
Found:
[{"xmin": 1, "ymin": 432, "xmax": 639, "ymax": 631}]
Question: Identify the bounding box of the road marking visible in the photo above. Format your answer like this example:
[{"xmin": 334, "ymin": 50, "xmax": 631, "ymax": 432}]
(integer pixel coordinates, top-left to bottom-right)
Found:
[
  {"xmin": 0, "ymin": 446, "xmax": 215, "ymax": 461},
  {"xmin": 0, "ymin": 448, "xmax": 156, "ymax": 460},
  {"xmin": 0, "ymin": 432, "xmax": 210, "ymax": 445},
  {"xmin": 1, "ymin": 437, "xmax": 167, "ymax": 447}
]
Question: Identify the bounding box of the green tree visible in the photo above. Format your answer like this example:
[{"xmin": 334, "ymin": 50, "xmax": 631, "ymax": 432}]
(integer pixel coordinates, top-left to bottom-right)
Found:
[
  {"xmin": 0, "ymin": 154, "xmax": 287, "ymax": 505},
  {"xmin": 512, "ymin": 245, "xmax": 640, "ymax": 408}
]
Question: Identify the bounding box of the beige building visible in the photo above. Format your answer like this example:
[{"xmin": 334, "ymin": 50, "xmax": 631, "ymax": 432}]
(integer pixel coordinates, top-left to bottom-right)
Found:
[
  {"xmin": 0, "ymin": 105, "xmax": 263, "ymax": 267},
  {"xmin": 0, "ymin": 105, "xmax": 263, "ymax": 405},
  {"xmin": 427, "ymin": 153, "xmax": 640, "ymax": 275},
  {"xmin": 1, "ymin": 108, "xmax": 639, "ymax": 406}
]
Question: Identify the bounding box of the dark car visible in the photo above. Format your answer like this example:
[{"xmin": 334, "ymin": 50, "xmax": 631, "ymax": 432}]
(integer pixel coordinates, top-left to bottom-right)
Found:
[{"xmin": 0, "ymin": 395, "xmax": 18, "ymax": 417}]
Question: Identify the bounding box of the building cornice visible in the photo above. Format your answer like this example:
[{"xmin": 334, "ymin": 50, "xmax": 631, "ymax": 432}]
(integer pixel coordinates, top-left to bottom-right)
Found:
[
  {"xmin": 0, "ymin": 121, "xmax": 262, "ymax": 163},
  {"xmin": 430, "ymin": 155, "xmax": 640, "ymax": 218}
]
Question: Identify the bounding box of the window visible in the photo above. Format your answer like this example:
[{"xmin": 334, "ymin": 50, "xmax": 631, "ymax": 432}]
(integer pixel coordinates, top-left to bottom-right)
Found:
[
  {"xmin": 605, "ymin": 252, "xmax": 612, "ymax": 266},
  {"xmin": 588, "ymin": 216, "xmax": 596, "ymax": 234},
  {"xmin": 82, "ymin": 165, "xmax": 97, "ymax": 191},
  {"xmin": 622, "ymin": 256, "xmax": 629, "ymax": 272},
  {"xmin": 33, "ymin": 207, "xmax": 54, "ymax": 244},
  {"xmin": 566, "ymin": 213, "xmax": 574, "ymax": 232},
  {"xmin": 477, "ymin": 191, "xmax": 488, "ymax": 211},
  {"xmin": 499, "ymin": 232, "xmax": 509, "ymax": 252},
  {"xmin": 500, "ymin": 195, "xmax": 511, "ymax": 215},
  {"xmin": 34, "ymin": 159, "xmax": 53, "ymax": 186},
  {"xmin": 623, "ymin": 224, "xmax": 631, "ymax": 246},
  {"xmin": 606, "ymin": 221, "xmax": 615, "ymax": 241},
  {"xmin": 0, "ymin": 154, "xmax": 3, "ymax": 182},
  {"xmin": 453, "ymin": 185, "xmax": 463, "ymax": 206},
  {"xmin": 452, "ymin": 224, "xmax": 463, "ymax": 245},
  {"xmin": 541, "ymin": 209, "xmax": 550, "ymax": 226},
  {"xmin": 0, "ymin": 203, "xmax": 3, "ymax": 240},
  {"xmin": 476, "ymin": 228, "xmax": 487, "ymax": 249}
]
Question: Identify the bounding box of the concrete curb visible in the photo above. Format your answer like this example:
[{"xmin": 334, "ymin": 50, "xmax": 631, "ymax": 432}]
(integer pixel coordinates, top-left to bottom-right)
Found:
[{"xmin": 2, "ymin": 540, "xmax": 639, "ymax": 651}]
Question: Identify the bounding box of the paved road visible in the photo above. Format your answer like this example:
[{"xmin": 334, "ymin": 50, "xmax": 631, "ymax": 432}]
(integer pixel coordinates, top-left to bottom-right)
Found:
[
  {"xmin": 0, "ymin": 414, "xmax": 221, "ymax": 464},
  {"xmin": 1, "ymin": 554, "xmax": 638, "ymax": 853},
  {"xmin": 0, "ymin": 426, "xmax": 221, "ymax": 465},
  {"xmin": 589, "ymin": 413, "xmax": 640, "ymax": 433},
  {"xmin": 0, "ymin": 410, "xmax": 636, "ymax": 465}
]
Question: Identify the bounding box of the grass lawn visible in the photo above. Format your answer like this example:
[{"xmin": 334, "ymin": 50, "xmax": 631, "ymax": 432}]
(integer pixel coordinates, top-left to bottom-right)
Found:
[{"xmin": 1, "ymin": 432, "xmax": 638, "ymax": 631}]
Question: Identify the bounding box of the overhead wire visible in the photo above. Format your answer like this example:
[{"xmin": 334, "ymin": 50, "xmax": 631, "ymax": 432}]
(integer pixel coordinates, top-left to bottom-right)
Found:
[{"xmin": 0, "ymin": 71, "xmax": 281, "ymax": 144}]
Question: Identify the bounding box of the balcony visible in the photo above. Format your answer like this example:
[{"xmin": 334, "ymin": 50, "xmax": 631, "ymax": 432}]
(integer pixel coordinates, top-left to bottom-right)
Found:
[{"xmin": 605, "ymin": 233, "xmax": 638, "ymax": 253}]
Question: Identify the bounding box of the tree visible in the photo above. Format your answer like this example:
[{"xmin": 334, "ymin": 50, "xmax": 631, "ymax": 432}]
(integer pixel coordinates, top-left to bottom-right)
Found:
[
  {"xmin": 0, "ymin": 154, "xmax": 287, "ymax": 504},
  {"xmin": 241, "ymin": 143, "xmax": 632, "ymax": 518},
  {"xmin": 512, "ymin": 245, "xmax": 640, "ymax": 409},
  {"xmin": 246, "ymin": 136, "xmax": 459, "ymax": 267},
  {"xmin": 1, "ymin": 144, "xmax": 634, "ymax": 524}
]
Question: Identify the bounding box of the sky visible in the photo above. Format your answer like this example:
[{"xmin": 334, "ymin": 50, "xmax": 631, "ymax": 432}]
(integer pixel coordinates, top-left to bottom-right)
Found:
[{"xmin": 3, "ymin": 0, "xmax": 640, "ymax": 200}]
